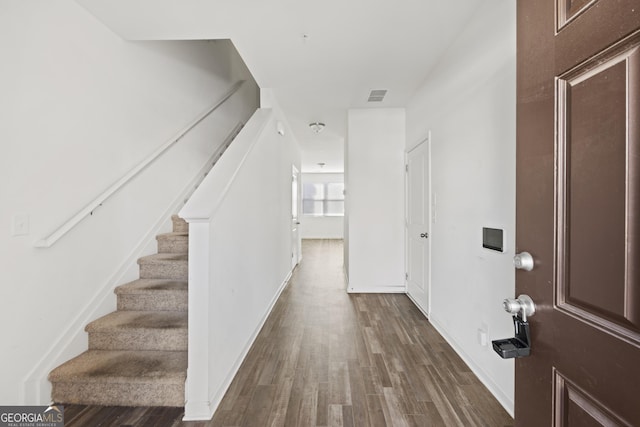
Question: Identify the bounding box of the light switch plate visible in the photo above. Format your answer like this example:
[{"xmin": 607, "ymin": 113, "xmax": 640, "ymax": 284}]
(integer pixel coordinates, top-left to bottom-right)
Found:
[{"xmin": 478, "ymin": 322, "xmax": 489, "ymax": 347}]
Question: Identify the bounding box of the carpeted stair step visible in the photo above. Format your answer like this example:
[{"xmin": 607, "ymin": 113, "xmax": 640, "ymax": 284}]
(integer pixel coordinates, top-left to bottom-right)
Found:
[
  {"xmin": 138, "ymin": 253, "xmax": 187, "ymax": 281},
  {"xmin": 86, "ymin": 311, "xmax": 187, "ymax": 351},
  {"xmin": 115, "ymin": 279, "xmax": 187, "ymax": 312},
  {"xmin": 49, "ymin": 350, "xmax": 186, "ymax": 407},
  {"xmin": 48, "ymin": 212, "xmax": 190, "ymax": 408},
  {"xmin": 171, "ymin": 214, "xmax": 188, "ymax": 233},
  {"xmin": 156, "ymin": 232, "xmax": 188, "ymax": 254}
]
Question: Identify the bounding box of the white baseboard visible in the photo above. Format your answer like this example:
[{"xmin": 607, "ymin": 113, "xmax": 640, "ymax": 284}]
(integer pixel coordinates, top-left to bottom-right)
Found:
[
  {"xmin": 21, "ymin": 148, "xmax": 228, "ymax": 405},
  {"xmin": 182, "ymin": 400, "xmax": 216, "ymax": 422},
  {"xmin": 428, "ymin": 315, "xmax": 515, "ymax": 417},
  {"xmin": 405, "ymin": 292, "xmax": 430, "ymax": 319},
  {"xmin": 183, "ymin": 269, "xmax": 293, "ymax": 421},
  {"xmin": 347, "ymin": 285, "xmax": 406, "ymax": 294}
]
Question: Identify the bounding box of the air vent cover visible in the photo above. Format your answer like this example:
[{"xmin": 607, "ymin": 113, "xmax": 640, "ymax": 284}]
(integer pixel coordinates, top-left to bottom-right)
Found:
[{"xmin": 367, "ymin": 89, "xmax": 387, "ymax": 102}]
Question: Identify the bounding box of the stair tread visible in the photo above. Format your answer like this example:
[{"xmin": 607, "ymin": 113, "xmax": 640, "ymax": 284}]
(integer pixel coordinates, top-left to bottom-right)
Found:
[
  {"xmin": 49, "ymin": 350, "xmax": 186, "ymax": 384},
  {"xmin": 156, "ymin": 232, "xmax": 188, "ymax": 240},
  {"xmin": 137, "ymin": 253, "xmax": 188, "ymax": 264},
  {"xmin": 171, "ymin": 215, "xmax": 188, "ymax": 233},
  {"xmin": 86, "ymin": 311, "xmax": 187, "ymax": 332},
  {"xmin": 115, "ymin": 279, "xmax": 187, "ymax": 295}
]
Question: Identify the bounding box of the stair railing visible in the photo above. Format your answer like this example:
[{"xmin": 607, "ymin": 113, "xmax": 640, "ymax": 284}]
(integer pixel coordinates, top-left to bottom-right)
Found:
[
  {"xmin": 35, "ymin": 80, "xmax": 245, "ymax": 248},
  {"xmin": 182, "ymin": 121, "xmax": 245, "ymax": 205}
]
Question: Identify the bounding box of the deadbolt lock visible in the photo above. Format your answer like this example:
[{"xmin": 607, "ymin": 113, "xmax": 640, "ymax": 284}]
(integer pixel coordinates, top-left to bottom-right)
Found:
[{"xmin": 513, "ymin": 252, "xmax": 534, "ymax": 271}]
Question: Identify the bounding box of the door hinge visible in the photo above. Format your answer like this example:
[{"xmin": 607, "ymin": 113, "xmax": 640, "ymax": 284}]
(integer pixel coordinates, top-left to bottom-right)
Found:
[
  {"xmin": 405, "ymin": 272, "xmax": 409, "ymax": 281},
  {"xmin": 405, "ymin": 164, "xmax": 409, "ymax": 172}
]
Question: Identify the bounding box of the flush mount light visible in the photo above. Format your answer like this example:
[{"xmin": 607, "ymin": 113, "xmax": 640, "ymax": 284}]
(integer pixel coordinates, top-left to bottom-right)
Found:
[{"xmin": 309, "ymin": 122, "xmax": 325, "ymax": 133}]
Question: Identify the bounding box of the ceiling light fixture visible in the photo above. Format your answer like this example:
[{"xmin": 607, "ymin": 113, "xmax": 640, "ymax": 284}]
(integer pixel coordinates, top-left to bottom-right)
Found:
[{"xmin": 309, "ymin": 122, "xmax": 325, "ymax": 133}]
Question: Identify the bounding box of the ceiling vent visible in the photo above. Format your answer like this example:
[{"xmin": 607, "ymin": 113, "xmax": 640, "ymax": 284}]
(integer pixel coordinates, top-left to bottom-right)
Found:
[{"xmin": 367, "ymin": 89, "xmax": 387, "ymax": 102}]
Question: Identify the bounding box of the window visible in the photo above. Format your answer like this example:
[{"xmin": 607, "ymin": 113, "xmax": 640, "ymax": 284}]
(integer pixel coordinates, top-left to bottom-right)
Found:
[{"xmin": 302, "ymin": 182, "xmax": 344, "ymax": 216}]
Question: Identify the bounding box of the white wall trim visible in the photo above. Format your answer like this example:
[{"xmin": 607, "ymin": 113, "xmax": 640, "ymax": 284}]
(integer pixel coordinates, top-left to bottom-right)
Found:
[
  {"xmin": 347, "ymin": 285, "xmax": 406, "ymax": 294},
  {"xmin": 429, "ymin": 314, "xmax": 514, "ymax": 417},
  {"xmin": 182, "ymin": 270, "xmax": 293, "ymax": 421},
  {"xmin": 20, "ymin": 147, "xmax": 229, "ymax": 405}
]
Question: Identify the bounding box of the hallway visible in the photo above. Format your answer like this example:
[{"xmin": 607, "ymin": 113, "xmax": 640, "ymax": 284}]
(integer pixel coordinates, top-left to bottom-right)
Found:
[{"xmin": 64, "ymin": 239, "xmax": 513, "ymax": 426}]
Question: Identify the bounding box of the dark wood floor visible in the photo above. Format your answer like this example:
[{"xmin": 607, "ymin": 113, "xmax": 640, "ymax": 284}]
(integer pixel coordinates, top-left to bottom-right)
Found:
[{"xmin": 63, "ymin": 239, "xmax": 513, "ymax": 426}]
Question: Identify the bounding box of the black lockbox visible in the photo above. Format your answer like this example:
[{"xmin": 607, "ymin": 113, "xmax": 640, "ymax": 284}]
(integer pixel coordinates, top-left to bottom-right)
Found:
[{"xmin": 492, "ymin": 315, "xmax": 531, "ymax": 359}]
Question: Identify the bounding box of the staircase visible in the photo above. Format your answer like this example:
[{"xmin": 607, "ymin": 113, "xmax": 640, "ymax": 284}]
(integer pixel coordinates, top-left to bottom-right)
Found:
[{"xmin": 49, "ymin": 215, "xmax": 189, "ymax": 407}]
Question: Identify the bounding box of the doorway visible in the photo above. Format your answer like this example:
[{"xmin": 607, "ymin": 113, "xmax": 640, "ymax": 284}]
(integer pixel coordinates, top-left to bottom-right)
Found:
[
  {"xmin": 406, "ymin": 136, "xmax": 431, "ymax": 315},
  {"xmin": 291, "ymin": 165, "xmax": 301, "ymax": 269}
]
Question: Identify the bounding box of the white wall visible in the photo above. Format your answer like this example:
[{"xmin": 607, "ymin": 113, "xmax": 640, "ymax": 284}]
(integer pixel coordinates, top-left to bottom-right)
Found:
[
  {"xmin": 180, "ymin": 106, "xmax": 301, "ymax": 419},
  {"xmin": 300, "ymin": 173, "xmax": 344, "ymax": 239},
  {"xmin": 0, "ymin": 1, "xmax": 259, "ymax": 405},
  {"xmin": 346, "ymin": 109, "xmax": 406, "ymax": 293},
  {"xmin": 406, "ymin": 0, "xmax": 516, "ymax": 415}
]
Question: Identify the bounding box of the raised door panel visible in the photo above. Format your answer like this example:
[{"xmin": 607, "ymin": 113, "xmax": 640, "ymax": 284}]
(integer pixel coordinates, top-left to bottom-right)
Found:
[
  {"xmin": 553, "ymin": 370, "xmax": 629, "ymax": 426},
  {"xmin": 556, "ymin": 0, "xmax": 598, "ymax": 30},
  {"xmin": 556, "ymin": 39, "xmax": 640, "ymax": 341},
  {"xmin": 409, "ymin": 239, "xmax": 425, "ymax": 292}
]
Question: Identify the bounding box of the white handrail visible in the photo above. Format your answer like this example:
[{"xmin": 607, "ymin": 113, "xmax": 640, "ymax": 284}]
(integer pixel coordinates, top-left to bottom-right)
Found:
[
  {"xmin": 179, "ymin": 108, "xmax": 272, "ymax": 222},
  {"xmin": 35, "ymin": 80, "xmax": 246, "ymax": 248}
]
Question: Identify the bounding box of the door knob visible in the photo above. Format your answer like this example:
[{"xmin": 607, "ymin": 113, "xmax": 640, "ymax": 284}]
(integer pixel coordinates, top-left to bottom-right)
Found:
[
  {"xmin": 514, "ymin": 252, "xmax": 534, "ymax": 271},
  {"xmin": 502, "ymin": 294, "xmax": 536, "ymax": 321},
  {"xmin": 493, "ymin": 294, "xmax": 536, "ymax": 359},
  {"xmin": 420, "ymin": 233, "xmax": 428, "ymax": 238}
]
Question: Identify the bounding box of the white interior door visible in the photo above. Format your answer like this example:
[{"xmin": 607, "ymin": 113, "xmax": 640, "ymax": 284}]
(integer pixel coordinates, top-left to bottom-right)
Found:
[
  {"xmin": 406, "ymin": 138, "xmax": 430, "ymax": 315},
  {"xmin": 291, "ymin": 165, "xmax": 301, "ymax": 268}
]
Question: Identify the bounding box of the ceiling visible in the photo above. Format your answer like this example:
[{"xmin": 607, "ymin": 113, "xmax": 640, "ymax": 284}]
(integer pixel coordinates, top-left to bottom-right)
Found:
[{"xmin": 77, "ymin": 0, "xmax": 485, "ymax": 172}]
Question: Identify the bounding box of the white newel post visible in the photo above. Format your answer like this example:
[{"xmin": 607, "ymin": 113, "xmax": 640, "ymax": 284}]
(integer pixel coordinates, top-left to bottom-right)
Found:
[{"xmin": 183, "ymin": 219, "xmax": 213, "ymax": 420}]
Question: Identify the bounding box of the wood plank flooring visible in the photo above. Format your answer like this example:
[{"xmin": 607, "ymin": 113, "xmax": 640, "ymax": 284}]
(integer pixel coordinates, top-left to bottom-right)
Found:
[{"xmin": 62, "ymin": 239, "xmax": 513, "ymax": 426}]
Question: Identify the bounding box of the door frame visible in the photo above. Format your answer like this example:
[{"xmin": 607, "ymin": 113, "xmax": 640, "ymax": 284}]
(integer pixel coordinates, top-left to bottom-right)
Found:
[
  {"xmin": 405, "ymin": 133, "xmax": 432, "ymax": 317},
  {"xmin": 291, "ymin": 165, "xmax": 302, "ymax": 268}
]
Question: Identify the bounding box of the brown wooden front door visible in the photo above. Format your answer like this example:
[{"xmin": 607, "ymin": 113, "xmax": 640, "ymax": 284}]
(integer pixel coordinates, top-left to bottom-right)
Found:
[{"xmin": 516, "ymin": 0, "xmax": 640, "ymax": 425}]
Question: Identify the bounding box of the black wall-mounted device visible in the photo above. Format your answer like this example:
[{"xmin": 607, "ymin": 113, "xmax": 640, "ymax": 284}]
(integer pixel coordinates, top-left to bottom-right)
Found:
[{"xmin": 482, "ymin": 227, "xmax": 504, "ymax": 252}]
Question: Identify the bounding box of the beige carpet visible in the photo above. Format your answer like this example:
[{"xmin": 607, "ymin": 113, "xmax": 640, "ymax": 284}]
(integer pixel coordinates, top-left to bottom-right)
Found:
[{"xmin": 49, "ymin": 215, "xmax": 188, "ymax": 407}]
